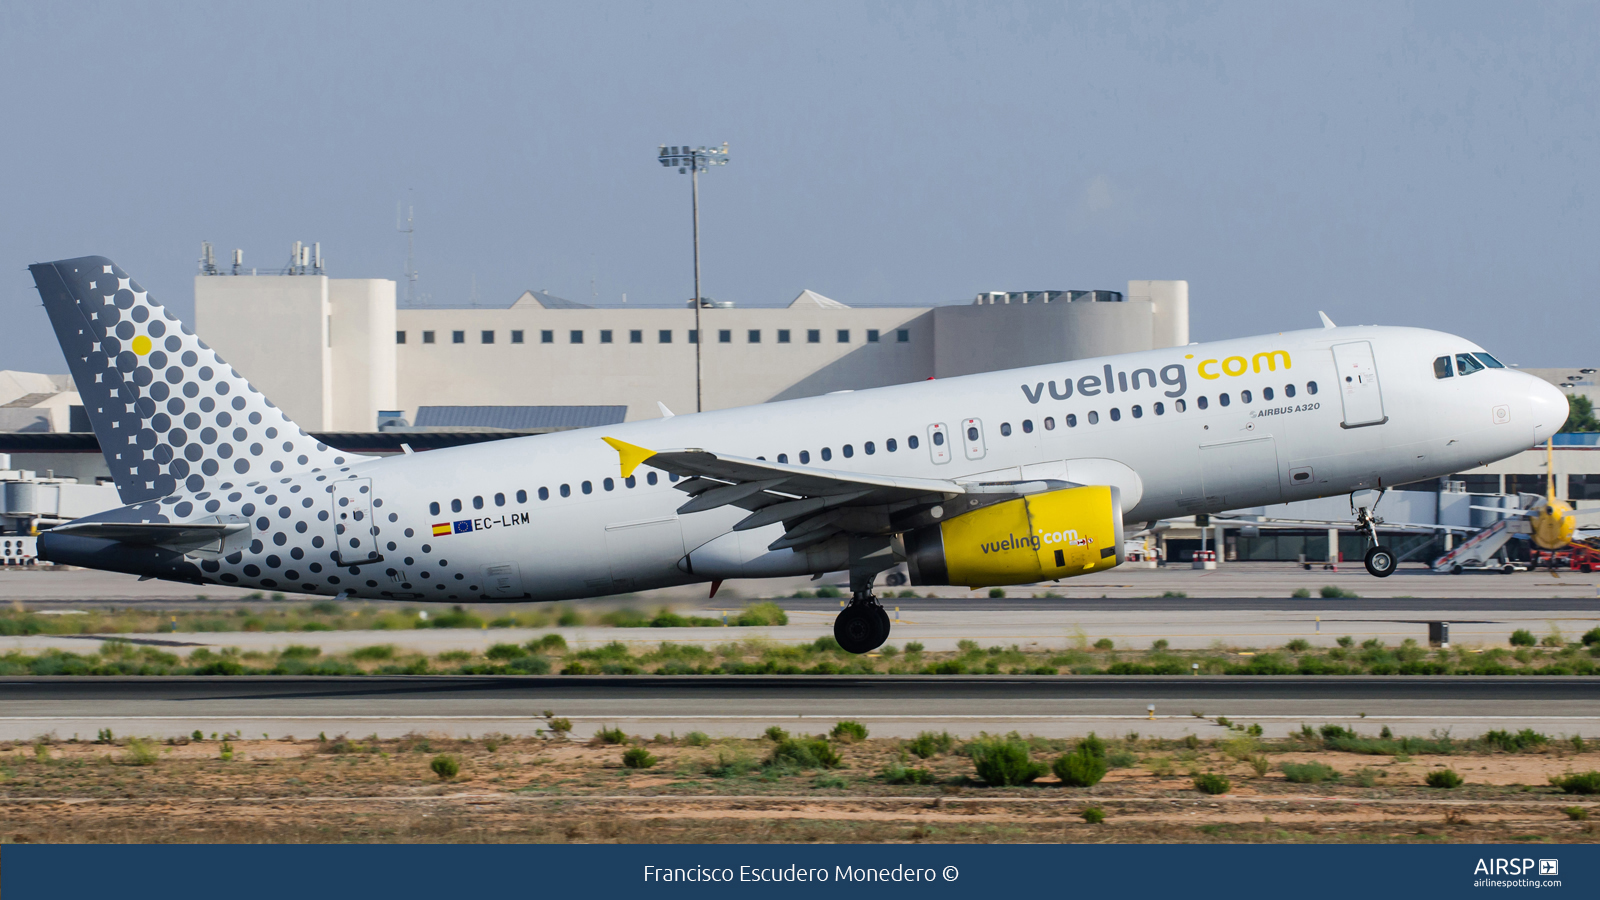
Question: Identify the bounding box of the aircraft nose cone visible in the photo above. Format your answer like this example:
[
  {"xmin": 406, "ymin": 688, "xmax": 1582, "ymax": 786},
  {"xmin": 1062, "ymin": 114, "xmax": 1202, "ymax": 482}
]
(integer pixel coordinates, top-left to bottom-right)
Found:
[{"xmin": 1527, "ymin": 375, "xmax": 1570, "ymax": 443}]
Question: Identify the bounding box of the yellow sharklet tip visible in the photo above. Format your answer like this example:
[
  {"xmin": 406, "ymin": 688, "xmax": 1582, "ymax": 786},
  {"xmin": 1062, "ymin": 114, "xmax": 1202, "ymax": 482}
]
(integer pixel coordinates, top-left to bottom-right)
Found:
[{"xmin": 603, "ymin": 436, "xmax": 656, "ymax": 479}]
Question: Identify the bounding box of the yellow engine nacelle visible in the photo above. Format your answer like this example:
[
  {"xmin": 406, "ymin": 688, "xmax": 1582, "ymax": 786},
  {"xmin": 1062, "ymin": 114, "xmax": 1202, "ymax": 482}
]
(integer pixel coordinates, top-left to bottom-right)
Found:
[
  {"xmin": 1532, "ymin": 498, "xmax": 1577, "ymax": 550},
  {"xmin": 904, "ymin": 485, "xmax": 1124, "ymax": 587}
]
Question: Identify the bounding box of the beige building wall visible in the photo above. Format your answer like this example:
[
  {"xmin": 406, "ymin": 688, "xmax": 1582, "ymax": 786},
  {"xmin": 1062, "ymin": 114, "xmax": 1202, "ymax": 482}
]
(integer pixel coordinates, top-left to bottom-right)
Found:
[
  {"xmin": 195, "ymin": 275, "xmax": 333, "ymax": 430},
  {"xmin": 1128, "ymin": 279, "xmax": 1190, "ymax": 348},
  {"xmin": 329, "ymin": 279, "xmax": 398, "ymax": 431}
]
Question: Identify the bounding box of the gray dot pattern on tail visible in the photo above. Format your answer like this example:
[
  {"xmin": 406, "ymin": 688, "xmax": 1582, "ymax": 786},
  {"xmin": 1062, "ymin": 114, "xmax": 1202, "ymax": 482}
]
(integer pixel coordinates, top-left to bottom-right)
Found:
[{"xmin": 44, "ymin": 257, "xmax": 364, "ymax": 502}]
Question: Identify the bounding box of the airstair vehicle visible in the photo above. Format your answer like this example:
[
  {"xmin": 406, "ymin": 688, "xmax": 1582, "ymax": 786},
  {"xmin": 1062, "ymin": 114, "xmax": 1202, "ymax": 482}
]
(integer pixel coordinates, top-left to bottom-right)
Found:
[{"xmin": 1431, "ymin": 516, "xmax": 1531, "ymax": 574}]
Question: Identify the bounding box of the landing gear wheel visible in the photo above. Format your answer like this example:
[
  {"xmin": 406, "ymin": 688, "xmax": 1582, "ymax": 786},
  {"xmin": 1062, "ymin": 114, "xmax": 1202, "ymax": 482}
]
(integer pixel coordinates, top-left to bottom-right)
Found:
[
  {"xmin": 1364, "ymin": 545, "xmax": 1396, "ymax": 578},
  {"xmin": 834, "ymin": 605, "xmax": 882, "ymax": 654},
  {"xmin": 874, "ymin": 605, "xmax": 892, "ymax": 646}
]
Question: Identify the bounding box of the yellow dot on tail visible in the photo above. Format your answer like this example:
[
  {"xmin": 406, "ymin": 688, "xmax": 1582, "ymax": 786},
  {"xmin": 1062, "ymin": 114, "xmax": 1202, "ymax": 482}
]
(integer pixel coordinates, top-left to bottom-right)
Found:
[{"xmin": 131, "ymin": 335, "xmax": 152, "ymax": 355}]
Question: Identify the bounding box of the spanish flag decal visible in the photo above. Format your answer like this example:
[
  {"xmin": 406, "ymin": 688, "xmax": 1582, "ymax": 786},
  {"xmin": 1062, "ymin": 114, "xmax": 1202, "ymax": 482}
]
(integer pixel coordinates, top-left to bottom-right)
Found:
[{"xmin": 431, "ymin": 522, "xmax": 452, "ymax": 537}]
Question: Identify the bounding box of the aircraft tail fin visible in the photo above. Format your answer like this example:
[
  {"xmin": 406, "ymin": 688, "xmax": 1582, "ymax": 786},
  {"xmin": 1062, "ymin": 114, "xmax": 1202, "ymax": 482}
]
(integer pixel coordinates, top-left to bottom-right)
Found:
[{"xmin": 29, "ymin": 256, "xmax": 369, "ymax": 505}]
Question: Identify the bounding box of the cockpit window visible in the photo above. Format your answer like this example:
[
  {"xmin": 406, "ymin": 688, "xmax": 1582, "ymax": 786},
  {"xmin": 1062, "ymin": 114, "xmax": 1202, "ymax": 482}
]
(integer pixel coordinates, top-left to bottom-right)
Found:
[
  {"xmin": 1473, "ymin": 352, "xmax": 1505, "ymax": 369},
  {"xmin": 1433, "ymin": 356, "xmax": 1454, "ymax": 379},
  {"xmin": 1456, "ymin": 353, "xmax": 1486, "ymax": 376}
]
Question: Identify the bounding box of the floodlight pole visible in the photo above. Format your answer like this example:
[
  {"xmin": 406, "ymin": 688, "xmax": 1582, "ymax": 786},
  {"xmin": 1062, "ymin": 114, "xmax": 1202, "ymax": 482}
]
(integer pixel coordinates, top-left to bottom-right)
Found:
[
  {"xmin": 691, "ymin": 165, "xmax": 703, "ymax": 413},
  {"xmin": 658, "ymin": 143, "xmax": 729, "ymax": 413}
]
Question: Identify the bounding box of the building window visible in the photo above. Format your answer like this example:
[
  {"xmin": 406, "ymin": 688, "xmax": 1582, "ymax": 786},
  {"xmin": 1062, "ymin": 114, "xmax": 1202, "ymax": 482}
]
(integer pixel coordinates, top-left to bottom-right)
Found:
[
  {"xmin": 837, "ymin": 329, "xmax": 850, "ymax": 343},
  {"xmin": 541, "ymin": 330, "xmax": 554, "ymax": 343},
  {"xmin": 688, "ymin": 330, "xmax": 698, "ymax": 344},
  {"xmin": 511, "ymin": 330, "xmax": 524, "ymax": 344},
  {"xmin": 659, "ymin": 330, "xmax": 672, "ymax": 343},
  {"xmin": 897, "ymin": 329, "xmax": 909, "ymax": 343},
  {"xmin": 422, "ymin": 331, "xmax": 435, "ymax": 344},
  {"xmin": 481, "ymin": 330, "xmax": 494, "ymax": 344},
  {"xmin": 777, "ymin": 329, "xmax": 791, "ymax": 343},
  {"xmin": 600, "ymin": 330, "xmax": 613, "ymax": 344},
  {"xmin": 866, "ymin": 329, "xmax": 880, "ymax": 343},
  {"xmin": 630, "ymin": 330, "xmax": 643, "ymax": 344},
  {"xmin": 396, "ymin": 331, "xmax": 407, "ymax": 344},
  {"xmin": 807, "ymin": 329, "xmax": 821, "ymax": 344},
  {"xmin": 570, "ymin": 330, "xmax": 583, "ymax": 344},
  {"xmin": 718, "ymin": 329, "xmax": 732, "ymax": 343},
  {"xmin": 452, "ymin": 331, "xmax": 465, "ymax": 344},
  {"xmin": 748, "ymin": 329, "xmax": 760, "ymax": 343}
]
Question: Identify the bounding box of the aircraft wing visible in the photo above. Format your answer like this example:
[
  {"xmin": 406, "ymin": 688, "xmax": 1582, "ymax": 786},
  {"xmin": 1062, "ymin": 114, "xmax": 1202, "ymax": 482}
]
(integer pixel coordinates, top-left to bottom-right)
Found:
[{"xmin": 604, "ymin": 437, "xmax": 1061, "ymax": 551}]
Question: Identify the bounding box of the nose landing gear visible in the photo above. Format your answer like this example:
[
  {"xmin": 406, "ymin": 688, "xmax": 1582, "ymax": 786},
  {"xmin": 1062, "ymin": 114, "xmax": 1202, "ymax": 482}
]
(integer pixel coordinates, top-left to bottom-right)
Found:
[{"xmin": 1353, "ymin": 493, "xmax": 1396, "ymax": 578}]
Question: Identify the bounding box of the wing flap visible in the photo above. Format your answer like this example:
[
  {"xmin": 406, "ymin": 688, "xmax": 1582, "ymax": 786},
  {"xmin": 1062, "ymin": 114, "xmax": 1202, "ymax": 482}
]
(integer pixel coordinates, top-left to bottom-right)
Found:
[{"xmin": 49, "ymin": 518, "xmax": 250, "ymax": 560}]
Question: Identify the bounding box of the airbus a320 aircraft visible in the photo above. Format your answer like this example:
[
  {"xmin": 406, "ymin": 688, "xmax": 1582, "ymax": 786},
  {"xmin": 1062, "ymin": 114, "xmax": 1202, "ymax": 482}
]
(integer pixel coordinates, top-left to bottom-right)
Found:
[{"xmin": 30, "ymin": 256, "xmax": 1568, "ymax": 652}]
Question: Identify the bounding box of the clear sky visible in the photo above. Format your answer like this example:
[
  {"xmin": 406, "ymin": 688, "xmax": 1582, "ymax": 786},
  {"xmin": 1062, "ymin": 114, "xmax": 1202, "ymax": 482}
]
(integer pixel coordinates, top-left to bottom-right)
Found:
[{"xmin": 2, "ymin": 1, "xmax": 1595, "ymax": 372}]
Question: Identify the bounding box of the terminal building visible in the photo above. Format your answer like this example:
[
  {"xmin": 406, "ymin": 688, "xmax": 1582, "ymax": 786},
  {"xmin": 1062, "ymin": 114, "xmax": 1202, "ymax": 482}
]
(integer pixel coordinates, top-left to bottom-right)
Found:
[{"xmin": 187, "ymin": 260, "xmax": 1190, "ymax": 430}]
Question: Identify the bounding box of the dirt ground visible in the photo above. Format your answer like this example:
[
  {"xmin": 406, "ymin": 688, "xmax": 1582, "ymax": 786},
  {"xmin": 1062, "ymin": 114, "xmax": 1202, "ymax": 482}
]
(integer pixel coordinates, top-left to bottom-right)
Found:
[{"xmin": 4, "ymin": 730, "xmax": 1600, "ymax": 844}]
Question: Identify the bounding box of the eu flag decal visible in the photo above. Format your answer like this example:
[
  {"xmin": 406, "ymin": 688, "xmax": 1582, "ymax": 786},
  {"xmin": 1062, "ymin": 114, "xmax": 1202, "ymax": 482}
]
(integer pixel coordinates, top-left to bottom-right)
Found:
[{"xmin": 453, "ymin": 520, "xmax": 474, "ymax": 534}]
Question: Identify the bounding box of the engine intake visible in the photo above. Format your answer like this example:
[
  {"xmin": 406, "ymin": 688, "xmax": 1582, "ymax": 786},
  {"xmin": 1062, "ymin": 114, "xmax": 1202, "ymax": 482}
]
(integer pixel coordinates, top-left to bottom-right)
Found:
[{"xmin": 904, "ymin": 485, "xmax": 1124, "ymax": 587}]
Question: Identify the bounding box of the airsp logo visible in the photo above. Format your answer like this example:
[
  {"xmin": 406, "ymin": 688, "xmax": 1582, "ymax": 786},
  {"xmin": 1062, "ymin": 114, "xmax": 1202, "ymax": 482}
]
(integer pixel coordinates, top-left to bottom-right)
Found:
[
  {"xmin": 1540, "ymin": 859, "xmax": 1559, "ymax": 876},
  {"xmin": 1473, "ymin": 858, "xmax": 1554, "ymax": 876}
]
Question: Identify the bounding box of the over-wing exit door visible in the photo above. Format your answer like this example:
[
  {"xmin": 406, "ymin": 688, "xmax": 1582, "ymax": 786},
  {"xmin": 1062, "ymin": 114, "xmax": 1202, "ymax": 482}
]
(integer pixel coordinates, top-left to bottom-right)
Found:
[{"xmin": 1331, "ymin": 341, "xmax": 1387, "ymax": 428}]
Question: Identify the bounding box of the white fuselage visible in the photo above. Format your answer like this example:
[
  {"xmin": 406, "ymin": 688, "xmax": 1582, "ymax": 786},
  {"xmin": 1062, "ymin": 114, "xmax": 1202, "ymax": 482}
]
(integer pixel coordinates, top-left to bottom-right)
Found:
[{"xmin": 58, "ymin": 325, "xmax": 1569, "ymax": 602}]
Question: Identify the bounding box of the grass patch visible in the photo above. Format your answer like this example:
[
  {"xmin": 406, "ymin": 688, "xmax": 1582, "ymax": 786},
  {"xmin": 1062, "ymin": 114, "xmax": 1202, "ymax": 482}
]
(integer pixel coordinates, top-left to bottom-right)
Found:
[
  {"xmin": 968, "ymin": 735, "xmax": 1047, "ymax": 786},
  {"xmin": 1281, "ymin": 761, "xmax": 1339, "ymax": 784},
  {"xmin": 907, "ymin": 731, "xmax": 954, "ymax": 759},
  {"xmin": 1080, "ymin": 807, "xmax": 1106, "ymax": 824},
  {"xmin": 1052, "ymin": 746, "xmax": 1108, "ymax": 787},
  {"xmin": 770, "ymin": 738, "xmax": 841, "ymax": 770},
  {"xmin": 830, "ymin": 721, "xmax": 868, "ymax": 743},
  {"xmin": 883, "ymin": 760, "xmax": 937, "ymax": 785},
  {"xmin": 1424, "ymin": 768, "xmax": 1463, "ymax": 789},
  {"xmin": 429, "ymin": 754, "xmax": 460, "ymax": 780},
  {"xmin": 736, "ymin": 602, "xmax": 789, "ymax": 627},
  {"xmin": 1193, "ymin": 772, "xmax": 1231, "ymax": 794},
  {"xmin": 622, "ymin": 746, "xmax": 657, "ymax": 769},
  {"xmin": 1552, "ymin": 772, "xmax": 1600, "ymax": 795}
]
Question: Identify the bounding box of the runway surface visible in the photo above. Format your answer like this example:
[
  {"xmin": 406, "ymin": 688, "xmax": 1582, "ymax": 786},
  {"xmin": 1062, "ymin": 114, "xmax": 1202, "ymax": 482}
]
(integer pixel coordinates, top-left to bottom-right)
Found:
[{"xmin": 5, "ymin": 675, "xmax": 1598, "ymax": 741}]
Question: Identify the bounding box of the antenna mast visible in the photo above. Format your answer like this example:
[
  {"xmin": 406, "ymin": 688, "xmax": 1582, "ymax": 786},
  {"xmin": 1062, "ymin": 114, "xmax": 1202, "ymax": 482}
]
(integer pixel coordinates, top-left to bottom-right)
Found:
[{"xmin": 397, "ymin": 201, "xmax": 418, "ymax": 306}]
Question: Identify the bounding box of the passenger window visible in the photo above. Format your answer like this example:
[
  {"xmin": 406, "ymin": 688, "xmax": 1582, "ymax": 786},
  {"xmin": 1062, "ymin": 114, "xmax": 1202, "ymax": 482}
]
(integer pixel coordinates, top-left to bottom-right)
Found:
[
  {"xmin": 842, "ymin": 445, "xmax": 853, "ymax": 458},
  {"xmin": 1456, "ymin": 353, "xmax": 1485, "ymax": 376},
  {"xmin": 821, "ymin": 447, "xmax": 833, "ymax": 461},
  {"xmin": 1153, "ymin": 402, "xmax": 1164, "ymax": 415},
  {"xmin": 1109, "ymin": 408, "xmax": 1121, "ymax": 421},
  {"xmin": 669, "ymin": 473, "xmax": 679, "ymax": 482},
  {"xmin": 473, "ymin": 496, "xmax": 484, "ymax": 509},
  {"xmin": 932, "ymin": 432, "xmax": 944, "ymax": 446},
  {"xmin": 1285, "ymin": 384, "xmax": 1296, "ymax": 398},
  {"xmin": 625, "ymin": 476, "xmax": 636, "ymax": 488},
  {"xmin": 1022, "ymin": 420, "xmax": 1033, "ymax": 433},
  {"xmin": 1000, "ymin": 423, "xmax": 1012, "ymax": 436},
  {"xmin": 647, "ymin": 472, "xmax": 658, "ymax": 485},
  {"xmin": 516, "ymin": 490, "xmax": 527, "ymax": 503},
  {"xmin": 451, "ymin": 499, "xmax": 462, "ymax": 513},
  {"xmin": 1263, "ymin": 387, "xmax": 1273, "ymax": 401},
  {"xmin": 494, "ymin": 492, "xmax": 505, "ymax": 506},
  {"xmin": 429, "ymin": 501, "xmax": 440, "ymax": 516},
  {"xmin": 1473, "ymin": 352, "xmax": 1505, "ymax": 368},
  {"xmin": 1131, "ymin": 405, "xmax": 1143, "ymax": 418},
  {"xmin": 1066, "ymin": 414, "xmax": 1077, "ymax": 427},
  {"xmin": 887, "ymin": 438, "xmax": 897, "ymax": 452},
  {"xmin": 966, "ymin": 426, "xmax": 978, "ymax": 441},
  {"xmin": 800, "ymin": 450, "xmax": 811, "ymax": 464},
  {"xmin": 777, "ymin": 453, "xmax": 788, "ymax": 463},
  {"xmin": 603, "ymin": 477, "xmax": 614, "ymax": 491},
  {"xmin": 907, "ymin": 435, "xmax": 919, "ymax": 449},
  {"xmin": 1175, "ymin": 399, "xmax": 1187, "ymax": 412},
  {"xmin": 582, "ymin": 481, "xmax": 593, "ymax": 494},
  {"xmin": 1240, "ymin": 390, "xmax": 1252, "ymax": 403},
  {"xmin": 1087, "ymin": 411, "xmax": 1100, "ymax": 424},
  {"xmin": 864, "ymin": 441, "xmax": 875, "ymax": 455},
  {"xmin": 1307, "ymin": 381, "xmax": 1318, "ymax": 395},
  {"xmin": 559, "ymin": 484, "xmax": 570, "ymax": 498},
  {"xmin": 1043, "ymin": 417, "xmax": 1055, "ymax": 430},
  {"xmin": 538, "ymin": 487, "xmax": 549, "ymax": 500},
  {"xmin": 1433, "ymin": 356, "xmax": 1454, "ymax": 379},
  {"xmin": 1219, "ymin": 394, "xmax": 1230, "ymax": 407},
  {"xmin": 1197, "ymin": 396, "xmax": 1209, "ymax": 410}
]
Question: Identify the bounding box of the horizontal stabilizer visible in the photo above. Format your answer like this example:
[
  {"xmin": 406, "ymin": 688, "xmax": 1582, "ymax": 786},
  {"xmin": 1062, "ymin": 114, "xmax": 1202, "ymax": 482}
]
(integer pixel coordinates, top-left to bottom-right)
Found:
[{"xmin": 49, "ymin": 517, "xmax": 250, "ymax": 560}]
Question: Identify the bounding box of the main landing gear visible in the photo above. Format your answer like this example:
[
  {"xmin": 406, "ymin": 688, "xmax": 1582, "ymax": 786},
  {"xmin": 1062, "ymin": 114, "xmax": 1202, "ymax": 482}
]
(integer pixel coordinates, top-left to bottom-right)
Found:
[
  {"xmin": 834, "ymin": 577, "xmax": 891, "ymax": 654},
  {"xmin": 1353, "ymin": 494, "xmax": 1396, "ymax": 578}
]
